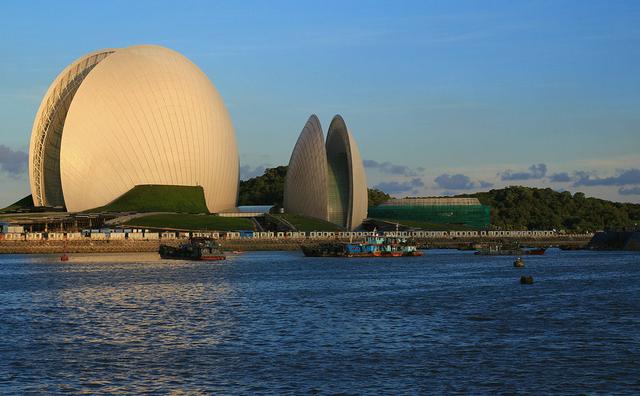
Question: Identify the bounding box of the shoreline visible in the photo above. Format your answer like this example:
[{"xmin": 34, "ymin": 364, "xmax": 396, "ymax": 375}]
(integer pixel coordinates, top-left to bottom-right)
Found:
[{"xmin": 0, "ymin": 236, "xmax": 591, "ymax": 255}]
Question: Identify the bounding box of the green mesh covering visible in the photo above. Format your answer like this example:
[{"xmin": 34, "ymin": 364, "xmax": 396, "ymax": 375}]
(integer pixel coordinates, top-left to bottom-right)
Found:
[{"xmin": 368, "ymin": 204, "xmax": 490, "ymax": 230}]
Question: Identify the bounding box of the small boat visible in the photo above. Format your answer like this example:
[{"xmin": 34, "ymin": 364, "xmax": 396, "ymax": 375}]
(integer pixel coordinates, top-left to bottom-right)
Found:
[
  {"xmin": 475, "ymin": 245, "xmax": 523, "ymax": 256},
  {"xmin": 301, "ymin": 235, "xmax": 422, "ymax": 258},
  {"xmin": 159, "ymin": 237, "xmax": 226, "ymax": 261},
  {"xmin": 476, "ymin": 243, "xmax": 546, "ymax": 256},
  {"xmin": 513, "ymin": 257, "xmax": 524, "ymax": 267}
]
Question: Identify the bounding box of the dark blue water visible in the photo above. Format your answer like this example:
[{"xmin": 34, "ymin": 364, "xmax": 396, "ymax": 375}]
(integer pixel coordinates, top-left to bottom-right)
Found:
[{"xmin": 1, "ymin": 249, "xmax": 639, "ymax": 394}]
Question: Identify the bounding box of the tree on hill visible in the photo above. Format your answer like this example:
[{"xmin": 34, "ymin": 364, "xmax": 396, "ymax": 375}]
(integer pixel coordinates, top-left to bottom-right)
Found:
[
  {"xmin": 368, "ymin": 188, "xmax": 391, "ymax": 207},
  {"xmin": 238, "ymin": 166, "xmax": 288, "ymax": 206},
  {"xmin": 238, "ymin": 166, "xmax": 392, "ymax": 208},
  {"xmin": 236, "ymin": 167, "xmax": 640, "ymax": 232},
  {"xmin": 460, "ymin": 186, "xmax": 640, "ymax": 232}
]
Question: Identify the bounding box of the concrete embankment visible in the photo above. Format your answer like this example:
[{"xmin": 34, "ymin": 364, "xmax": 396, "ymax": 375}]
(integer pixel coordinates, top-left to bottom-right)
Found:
[
  {"xmin": 0, "ymin": 235, "xmax": 591, "ymax": 255},
  {"xmin": 417, "ymin": 236, "xmax": 590, "ymax": 250},
  {"xmin": 0, "ymin": 240, "xmax": 170, "ymax": 254},
  {"xmin": 0, "ymin": 239, "xmax": 303, "ymax": 254}
]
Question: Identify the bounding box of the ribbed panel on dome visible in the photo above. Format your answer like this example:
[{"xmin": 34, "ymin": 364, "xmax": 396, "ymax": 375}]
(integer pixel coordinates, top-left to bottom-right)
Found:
[{"xmin": 283, "ymin": 115, "xmax": 329, "ymax": 221}]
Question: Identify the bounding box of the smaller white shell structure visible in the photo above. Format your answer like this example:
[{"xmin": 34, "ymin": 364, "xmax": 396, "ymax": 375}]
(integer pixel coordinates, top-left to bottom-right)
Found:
[
  {"xmin": 326, "ymin": 115, "xmax": 368, "ymax": 230},
  {"xmin": 284, "ymin": 115, "xmax": 368, "ymax": 230},
  {"xmin": 283, "ymin": 115, "xmax": 328, "ymax": 221},
  {"xmin": 29, "ymin": 45, "xmax": 239, "ymax": 213}
]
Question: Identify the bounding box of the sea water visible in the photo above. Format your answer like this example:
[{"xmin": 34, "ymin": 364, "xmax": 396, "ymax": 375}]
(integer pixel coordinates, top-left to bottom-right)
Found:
[{"xmin": 0, "ymin": 249, "xmax": 639, "ymax": 394}]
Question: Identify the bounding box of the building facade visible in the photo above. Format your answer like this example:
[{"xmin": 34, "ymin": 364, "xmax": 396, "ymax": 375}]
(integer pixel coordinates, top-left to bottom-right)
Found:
[
  {"xmin": 368, "ymin": 197, "xmax": 490, "ymax": 230},
  {"xmin": 284, "ymin": 115, "xmax": 368, "ymax": 230},
  {"xmin": 29, "ymin": 45, "xmax": 239, "ymax": 213}
]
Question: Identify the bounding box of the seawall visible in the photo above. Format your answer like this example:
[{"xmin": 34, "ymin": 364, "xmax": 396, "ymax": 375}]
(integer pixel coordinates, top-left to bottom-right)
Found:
[{"xmin": 0, "ymin": 235, "xmax": 591, "ymax": 255}]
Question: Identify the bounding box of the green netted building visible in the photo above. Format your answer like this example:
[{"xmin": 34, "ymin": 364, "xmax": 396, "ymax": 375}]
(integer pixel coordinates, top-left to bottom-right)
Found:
[{"xmin": 368, "ymin": 197, "xmax": 490, "ymax": 230}]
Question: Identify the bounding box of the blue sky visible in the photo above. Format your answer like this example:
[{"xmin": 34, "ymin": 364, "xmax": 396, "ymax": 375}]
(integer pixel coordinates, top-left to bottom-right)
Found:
[{"xmin": 1, "ymin": 0, "xmax": 639, "ymax": 206}]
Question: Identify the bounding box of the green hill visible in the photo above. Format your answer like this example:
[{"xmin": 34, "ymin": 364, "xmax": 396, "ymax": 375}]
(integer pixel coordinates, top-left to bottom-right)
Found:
[
  {"xmin": 460, "ymin": 186, "xmax": 640, "ymax": 232},
  {"xmin": 123, "ymin": 213, "xmax": 253, "ymax": 231},
  {"xmin": 238, "ymin": 166, "xmax": 288, "ymax": 206},
  {"xmin": 239, "ymin": 165, "xmax": 388, "ymax": 208},
  {"xmin": 368, "ymin": 188, "xmax": 391, "ymax": 207},
  {"xmin": 87, "ymin": 185, "xmax": 209, "ymax": 214}
]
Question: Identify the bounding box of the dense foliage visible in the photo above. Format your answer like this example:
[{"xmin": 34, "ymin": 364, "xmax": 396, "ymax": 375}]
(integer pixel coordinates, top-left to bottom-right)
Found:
[
  {"xmin": 238, "ymin": 165, "xmax": 390, "ymax": 208},
  {"xmin": 461, "ymin": 186, "xmax": 640, "ymax": 232},
  {"xmin": 233, "ymin": 166, "xmax": 640, "ymax": 232},
  {"xmin": 368, "ymin": 188, "xmax": 391, "ymax": 207},
  {"xmin": 238, "ymin": 166, "xmax": 288, "ymax": 206}
]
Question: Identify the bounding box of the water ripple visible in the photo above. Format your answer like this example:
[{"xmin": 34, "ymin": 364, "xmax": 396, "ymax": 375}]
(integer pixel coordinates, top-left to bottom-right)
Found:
[{"xmin": 0, "ymin": 250, "xmax": 639, "ymax": 394}]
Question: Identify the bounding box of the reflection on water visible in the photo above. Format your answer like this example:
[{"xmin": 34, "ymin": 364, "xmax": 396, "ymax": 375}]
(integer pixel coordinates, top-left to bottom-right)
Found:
[
  {"xmin": 1, "ymin": 250, "xmax": 639, "ymax": 394},
  {"xmin": 62, "ymin": 252, "xmax": 161, "ymax": 264}
]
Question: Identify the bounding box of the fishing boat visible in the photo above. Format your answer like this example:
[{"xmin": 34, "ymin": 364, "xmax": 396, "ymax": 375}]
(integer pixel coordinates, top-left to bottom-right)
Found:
[
  {"xmin": 159, "ymin": 237, "xmax": 226, "ymax": 261},
  {"xmin": 474, "ymin": 243, "xmax": 523, "ymax": 256},
  {"xmin": 525, "ymin": 248, "xmax": 546, "ymax": 255},
  {"xmin": 301, "ymin": 235, "xmax": 422, "ymax": 258},
  {"xmin": 475, "ymin": 243, "xmax": 546, "ymax": 256}
]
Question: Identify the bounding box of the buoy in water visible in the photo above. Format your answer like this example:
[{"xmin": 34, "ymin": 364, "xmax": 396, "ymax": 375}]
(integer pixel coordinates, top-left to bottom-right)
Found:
[
  {"xmin": 513, "ymin": 257, "xmax": 525, "ymax": 267},
  {"xmin": 61, "ymin": 238, "xmax": 69, "ymax": 261},
  {"xmin": 520, "ymin": 275, "xmax": 534, "ymax": 285}
]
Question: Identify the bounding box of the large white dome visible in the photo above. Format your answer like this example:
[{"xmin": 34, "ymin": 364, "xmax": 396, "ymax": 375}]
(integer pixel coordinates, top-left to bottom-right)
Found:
[{"xmin": 29, "ymin": 45, "xmax": 239, "ymax": 213}]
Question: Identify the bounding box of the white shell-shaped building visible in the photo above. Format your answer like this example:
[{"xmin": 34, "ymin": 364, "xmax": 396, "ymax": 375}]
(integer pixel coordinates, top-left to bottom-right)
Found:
[
  {"xmin": 29, "ymin": 45, "xmax": 239, "ymax": 213},
  {"xmin": 284, "ymin": 115, "xmax": 368, "ymax": 230}
]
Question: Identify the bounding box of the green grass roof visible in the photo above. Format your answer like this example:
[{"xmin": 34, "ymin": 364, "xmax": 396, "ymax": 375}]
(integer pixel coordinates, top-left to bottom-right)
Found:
[
  {"xmin": 124, "ymin": 213, "xmax": 253, "ymax": 231},
  {"xmin": 275, "ymin": 213, "xmax": 342, "ymax": 232},
  {"xmin": 87, "ymin": 185, "xmax": 209, "ymax": 214}
]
